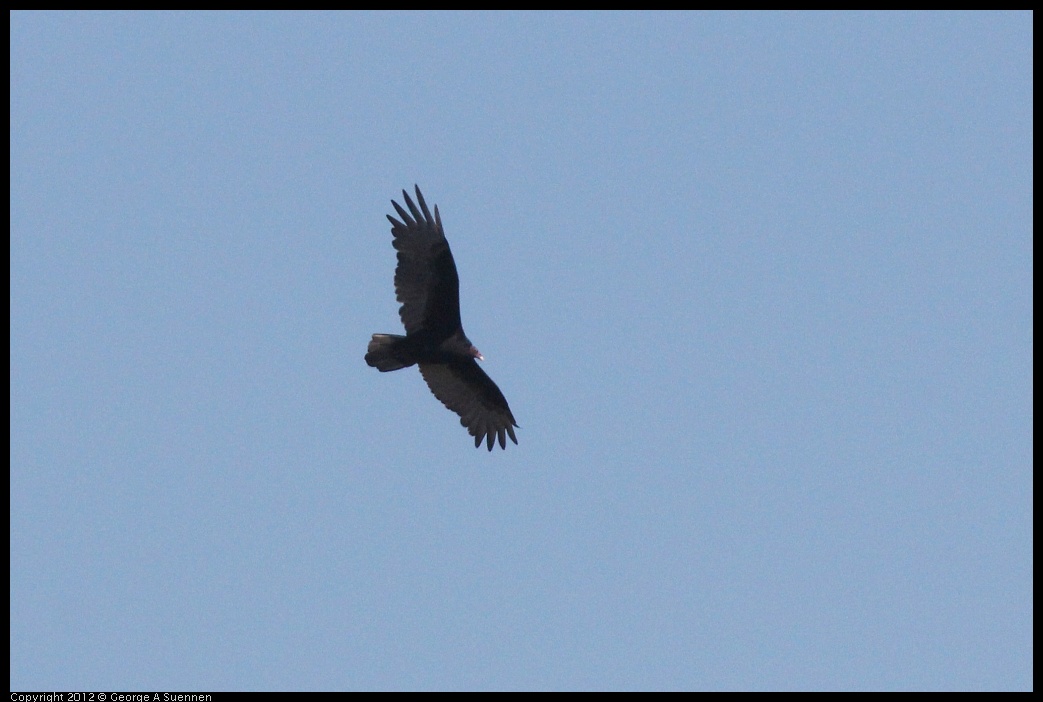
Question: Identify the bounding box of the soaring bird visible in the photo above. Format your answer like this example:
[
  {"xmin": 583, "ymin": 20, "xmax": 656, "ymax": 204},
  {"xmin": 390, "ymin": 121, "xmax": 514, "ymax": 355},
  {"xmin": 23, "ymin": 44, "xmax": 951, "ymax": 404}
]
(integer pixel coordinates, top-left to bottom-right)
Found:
[{"xmin": 365, "ymin": 186, "xmax": 518, "ymax": 450}]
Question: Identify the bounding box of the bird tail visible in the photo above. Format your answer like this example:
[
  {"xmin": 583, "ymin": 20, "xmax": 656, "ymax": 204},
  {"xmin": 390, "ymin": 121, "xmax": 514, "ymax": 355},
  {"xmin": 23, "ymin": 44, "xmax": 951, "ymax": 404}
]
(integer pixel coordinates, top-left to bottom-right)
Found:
[{"xmin": 365, "ymin": 334, "xmax": 416, "ymax": 372}]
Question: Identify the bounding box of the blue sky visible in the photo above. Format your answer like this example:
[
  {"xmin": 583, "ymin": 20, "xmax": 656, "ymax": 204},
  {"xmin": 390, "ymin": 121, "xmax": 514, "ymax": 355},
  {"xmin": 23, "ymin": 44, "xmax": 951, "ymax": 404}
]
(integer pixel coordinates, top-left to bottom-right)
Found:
[{"xmin": 10, "ymin": 11, "xmax": 1032, "ymax": 691}]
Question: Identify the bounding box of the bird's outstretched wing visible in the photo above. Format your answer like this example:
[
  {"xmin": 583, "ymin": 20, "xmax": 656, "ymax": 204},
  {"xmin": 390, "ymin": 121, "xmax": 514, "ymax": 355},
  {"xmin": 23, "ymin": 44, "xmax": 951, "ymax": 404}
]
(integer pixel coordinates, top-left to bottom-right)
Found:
[
  {"xmin": 387, "ymin": 186, "xmax": 462, "ymax": 339},
  {"xmin": 419, "ymin": 360, "xmax": 519, "ymax": 451}
]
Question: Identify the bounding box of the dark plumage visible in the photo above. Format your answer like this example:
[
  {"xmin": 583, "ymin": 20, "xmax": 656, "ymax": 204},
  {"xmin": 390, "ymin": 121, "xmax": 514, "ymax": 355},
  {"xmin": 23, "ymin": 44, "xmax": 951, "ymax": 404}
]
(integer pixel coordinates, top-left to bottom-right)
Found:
[{"xmin": 365, "ymin": 186, "xmax": 518, "ymax": 450}]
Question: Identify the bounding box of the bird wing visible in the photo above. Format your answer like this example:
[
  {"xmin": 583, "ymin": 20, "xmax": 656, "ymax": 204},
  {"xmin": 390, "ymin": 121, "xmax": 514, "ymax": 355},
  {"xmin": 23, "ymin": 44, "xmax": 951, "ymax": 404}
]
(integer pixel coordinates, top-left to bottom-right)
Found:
[
  {"xmin": 387, "ymin": 186, "xmax": 462, "ymax": 338},
  {"xmin": 419, "ymin": 360, "xmax": 519, "ymax": 450}
]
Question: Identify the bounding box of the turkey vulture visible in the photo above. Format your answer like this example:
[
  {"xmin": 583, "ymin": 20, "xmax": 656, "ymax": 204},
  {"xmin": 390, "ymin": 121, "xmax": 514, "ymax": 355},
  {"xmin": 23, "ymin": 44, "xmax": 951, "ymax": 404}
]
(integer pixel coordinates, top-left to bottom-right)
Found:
[{"xmin": 365, "ymin": 186, "xmax": 519, "ymax": 450}]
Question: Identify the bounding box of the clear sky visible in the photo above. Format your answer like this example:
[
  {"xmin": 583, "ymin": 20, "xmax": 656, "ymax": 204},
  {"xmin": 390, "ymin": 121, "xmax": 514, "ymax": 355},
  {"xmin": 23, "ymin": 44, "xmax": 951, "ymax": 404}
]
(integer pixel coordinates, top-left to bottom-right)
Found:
[{"xmin": 10, "ymin": 11, "xmax": 1032, "ymax": 692}]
